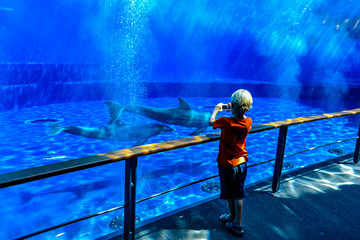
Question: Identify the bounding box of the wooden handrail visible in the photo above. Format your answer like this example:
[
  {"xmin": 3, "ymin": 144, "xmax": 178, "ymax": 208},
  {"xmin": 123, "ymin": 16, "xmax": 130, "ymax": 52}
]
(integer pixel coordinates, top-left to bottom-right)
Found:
[{"xmin": 1, "ymin": 108, "xmax": 360, "ymax": 189}]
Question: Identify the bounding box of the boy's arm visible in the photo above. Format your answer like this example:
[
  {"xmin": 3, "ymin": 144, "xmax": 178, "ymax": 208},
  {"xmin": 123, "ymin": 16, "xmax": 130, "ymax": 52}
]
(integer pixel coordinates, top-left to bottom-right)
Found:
[{"xmin": 209, "ymin": 103, "xmax": 223, "ymax": 126}]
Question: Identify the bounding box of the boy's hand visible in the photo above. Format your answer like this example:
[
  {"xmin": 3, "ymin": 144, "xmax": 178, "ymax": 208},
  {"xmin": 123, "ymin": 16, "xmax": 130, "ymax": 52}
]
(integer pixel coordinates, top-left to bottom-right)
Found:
[
  {"xmin": 217, "ymin": 103, "xmax": 231, "ymax": 112},
  {"xmin": 215, "ymin": 103, "xmax": 224, "ymax": 112},
  {"xmin": 224, "ymin": 102, "xmax": 231, "ymax": 112},
  {"xmin": 209, "ymin": 103, "xmax": 228, "ymax": 126}
]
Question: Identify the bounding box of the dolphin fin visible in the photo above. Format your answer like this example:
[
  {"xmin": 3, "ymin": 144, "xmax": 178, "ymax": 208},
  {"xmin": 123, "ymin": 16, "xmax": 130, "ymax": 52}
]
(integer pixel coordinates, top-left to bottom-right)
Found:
[
  {"xmin": 178, "ymin": 97, "xmax": 192, "ymax": 110},
  {"xmin": 49, "ymin": 124, "xmax": 64, "ymax": 136},
  {"xmin": 189, "ymin": 127, "xmax": 207, "ymax": 135},
  {"xmin": 20, "ymin": 192, "xmax": 34, "ymax": 204},
  {"xmin": 103, "ymin": 101, "xmax": 125, "ymax": 126},
  {"xmin": 133, "ymin": 137, "xmax": 150, "ymax": 147}
]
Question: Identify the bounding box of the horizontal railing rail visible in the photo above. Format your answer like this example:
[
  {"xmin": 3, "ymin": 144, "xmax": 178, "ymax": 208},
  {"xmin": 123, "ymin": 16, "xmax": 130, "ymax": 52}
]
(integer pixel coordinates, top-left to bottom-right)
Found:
[
  {"xmin": 1, "ymin": 108, "xmax": 359, "ymax": 240},
  {"xmin": 1, "ymin": 108, "xmax": 359, "ymax": 189}
]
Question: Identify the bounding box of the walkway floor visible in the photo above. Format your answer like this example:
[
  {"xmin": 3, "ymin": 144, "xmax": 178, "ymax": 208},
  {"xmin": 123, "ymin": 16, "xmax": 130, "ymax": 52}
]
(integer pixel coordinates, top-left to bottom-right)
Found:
[{"xmin": 133, "ymin": 155, "xmax": 360, "ymax": 240}]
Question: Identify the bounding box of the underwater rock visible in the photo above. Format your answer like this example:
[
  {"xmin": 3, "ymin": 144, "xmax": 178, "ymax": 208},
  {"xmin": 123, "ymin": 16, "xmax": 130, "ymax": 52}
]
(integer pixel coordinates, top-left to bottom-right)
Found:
[
  {"xmin": 201, "ymin": 181, "xmax": 220, "ymax": 193},
  {"xmin": 25, "ymin": 118, "xmax": 63, "ymax": 125},
  {"xmin": 109, "ymin": 215, "xmax": 142, "ymax": 230},
  {"xmin": 272, "ymin": 161, "xmax": 294, "ymax": 170},
  {"xmin": 328, "ymin": 148, "xmax": 346, "ymax": 155},
  {"xmin": 282, "ymin": 161, "xmax": 294, "ymax": 170}
]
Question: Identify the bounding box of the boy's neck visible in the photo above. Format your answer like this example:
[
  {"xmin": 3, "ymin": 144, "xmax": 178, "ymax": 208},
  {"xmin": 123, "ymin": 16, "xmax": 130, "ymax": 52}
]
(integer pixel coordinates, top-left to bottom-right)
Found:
[
  {"xmin": 233, "ymin": 113, "xmax": 246, "ymax": 120},
  {"xmin": 233, "ymin": 109, "xmax": 248, "ymax": 120}
]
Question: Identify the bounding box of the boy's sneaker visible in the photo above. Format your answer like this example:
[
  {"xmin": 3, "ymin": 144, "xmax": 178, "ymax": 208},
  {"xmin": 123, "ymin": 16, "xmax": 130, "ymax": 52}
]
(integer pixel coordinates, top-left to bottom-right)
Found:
[
  {"xmin": 225, "ymin": 222, "xmax": 244, "ymax": 236},
  {"xmin": 219, "ymin": 213, "xmax": 232, "ymax": 224}
]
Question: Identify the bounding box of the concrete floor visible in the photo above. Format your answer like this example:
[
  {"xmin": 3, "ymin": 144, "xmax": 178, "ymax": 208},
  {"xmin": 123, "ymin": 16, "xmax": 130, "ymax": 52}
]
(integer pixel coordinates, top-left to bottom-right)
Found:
[{"xmin": 131, "ymin": 155, "xmax": 360, "ymax": 240}]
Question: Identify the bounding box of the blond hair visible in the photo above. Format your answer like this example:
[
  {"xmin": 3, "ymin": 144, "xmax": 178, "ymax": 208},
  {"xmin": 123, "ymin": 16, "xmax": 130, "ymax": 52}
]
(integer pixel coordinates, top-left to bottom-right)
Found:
[{"xmin": 231, "ymin": 89, "xmax": 253, "ymax": 113}]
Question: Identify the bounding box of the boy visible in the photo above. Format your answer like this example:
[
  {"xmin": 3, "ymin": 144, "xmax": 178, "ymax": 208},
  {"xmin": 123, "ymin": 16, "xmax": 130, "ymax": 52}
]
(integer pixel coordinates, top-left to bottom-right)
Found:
[{"xmin": 209, "ymin": 89, "xmax": 253, "ymax": 236}]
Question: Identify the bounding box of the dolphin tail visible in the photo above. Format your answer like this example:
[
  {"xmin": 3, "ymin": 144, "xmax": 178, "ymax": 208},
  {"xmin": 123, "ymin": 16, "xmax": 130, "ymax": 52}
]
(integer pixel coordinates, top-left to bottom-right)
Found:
[
  {"xmin": 49, "ymin": 124, "xmax": 64, "ymax": 136},
  {"xmin": 103, "ymin": 101, "xmax": 125, "ymax": 126}
]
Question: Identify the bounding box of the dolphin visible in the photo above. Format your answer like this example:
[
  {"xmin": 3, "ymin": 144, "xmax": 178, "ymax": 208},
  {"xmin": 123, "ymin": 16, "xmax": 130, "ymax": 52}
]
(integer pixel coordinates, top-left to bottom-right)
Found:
[
  {"xmin": 141, "ymin": 161, "xmax": 205, "ymax": 180},
  {"xmin": 49, "ymin": 102, "xmax": 174, "ymax": 146},
  {"xmin": 121, "ymin": 98, "xmax": 211, "ymax": 135},
  {"xmin": 20, "ymin": 179, "xmax": 116, "ymax": 204},
  {"xmin": 0, "ymin": 7, "xmax": 14, "ymax": 11}
]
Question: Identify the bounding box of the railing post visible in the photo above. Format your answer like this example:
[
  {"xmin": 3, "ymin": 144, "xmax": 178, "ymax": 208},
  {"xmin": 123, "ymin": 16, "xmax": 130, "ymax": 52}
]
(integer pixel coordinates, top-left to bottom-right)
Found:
[
  {"xmin": 124, "ymin": 157, "xmax": 137, "ymax": 240},
  {"xmin": 354, "ymin": 121, "xmax": 360, "ymax": 164},
  {"xmin": 272, "ymin": 126, "xmax": 288, "ymax": 193}
]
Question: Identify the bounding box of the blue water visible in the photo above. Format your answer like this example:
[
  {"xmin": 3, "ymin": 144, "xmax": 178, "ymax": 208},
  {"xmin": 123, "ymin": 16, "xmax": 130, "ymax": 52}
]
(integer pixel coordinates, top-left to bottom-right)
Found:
[
  {"xmin": 1, "ymin": 0, "xmax": 360, "ymax": 239},
  {"xmin": 0, "ymin": 97, "xmax": 358, "ymax": 239}
]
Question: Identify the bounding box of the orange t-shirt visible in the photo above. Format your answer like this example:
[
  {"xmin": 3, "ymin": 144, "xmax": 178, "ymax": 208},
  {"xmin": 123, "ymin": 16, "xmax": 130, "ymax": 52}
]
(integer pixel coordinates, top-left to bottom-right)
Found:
[{"xmin": 213, "ymin": 117, "xmax": 252, "ymax": 167}]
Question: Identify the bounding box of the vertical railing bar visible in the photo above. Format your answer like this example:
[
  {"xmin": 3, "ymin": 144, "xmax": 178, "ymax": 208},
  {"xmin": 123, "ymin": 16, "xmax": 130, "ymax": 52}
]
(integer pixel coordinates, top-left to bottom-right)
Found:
[
  {"xmin": 354, "ymin": 121, "xmax": 360, "ymax": 164},
  {"xmin": 130, "ymin": 157, "xmax": 137, "ymax": 239},
  {"xmin": 124, "ymin": 157, "xmax": 137, "ymax": 240},
  {"xmin": 272, "ymin": 126, "xmax": 288, "ymax": 193},
  {"xmin": 124, "ymin": 158, "xmax": 130, "ymax": 240}
]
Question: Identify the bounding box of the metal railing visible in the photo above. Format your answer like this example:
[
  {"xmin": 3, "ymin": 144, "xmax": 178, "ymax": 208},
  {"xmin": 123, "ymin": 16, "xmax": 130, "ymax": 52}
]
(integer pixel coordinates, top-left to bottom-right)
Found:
[{"xmin": 0, "ymin": 108, "xmax": 360, "ymax": 240}]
